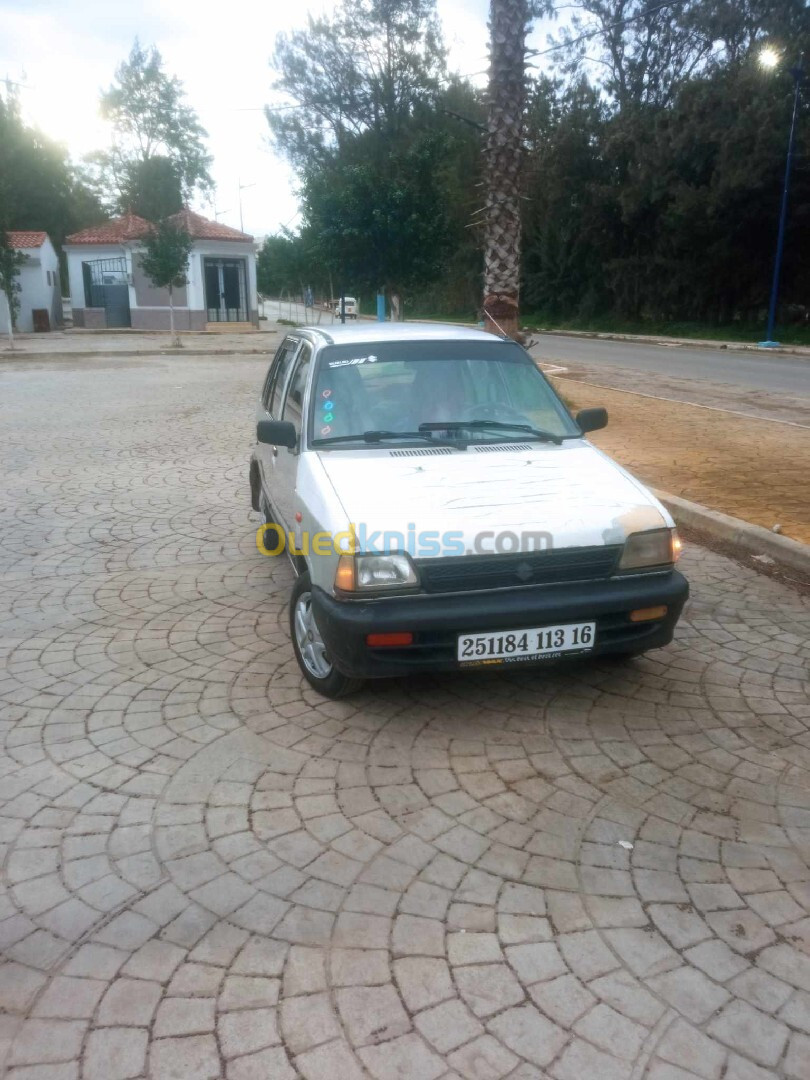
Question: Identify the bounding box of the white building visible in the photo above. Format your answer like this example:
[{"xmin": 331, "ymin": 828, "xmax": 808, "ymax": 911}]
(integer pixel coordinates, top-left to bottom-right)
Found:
[
  {"xmin": 64, "ymin": 210, "xmax": 258, "ymax": 331},
  {"xmin": 0, "ymin": 231, "xmax": 62, "ymax": 333}
]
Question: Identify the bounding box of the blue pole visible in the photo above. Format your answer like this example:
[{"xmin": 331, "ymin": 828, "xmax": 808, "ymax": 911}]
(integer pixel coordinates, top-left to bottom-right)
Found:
[
  {"xmin": 761, "ymin": 59, "xmax": 804, "ymax": 347},
  {"xmin": 376, "ymin": 293, "xmax": 386, "ymax": 321}
]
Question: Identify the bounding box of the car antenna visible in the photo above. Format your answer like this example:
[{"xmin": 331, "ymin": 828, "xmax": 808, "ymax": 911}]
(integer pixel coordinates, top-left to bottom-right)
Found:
[{"xmin": 482, "ymin": 307, "xmax": 510, "ymax": 339}]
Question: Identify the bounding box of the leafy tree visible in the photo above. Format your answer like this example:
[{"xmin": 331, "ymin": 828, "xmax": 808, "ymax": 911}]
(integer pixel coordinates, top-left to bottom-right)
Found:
[
  {"xmin": 118, "ymin": 156, "xmax": 184, "ymax": 220},
  {"xmin": 90, "ymin": 42, "xmax": 212, "ymax": 211},
  {"xmin": 268, "ymin": 0, "xmax": 453, "ymax": 314},
  {"xmin": 0, "ymin": 234, "xmax": 26, "ymax": 349},
  {"xmin": 269, "ymin": 0, "xmax": 445, "ymax": 167},
  {"xmin": 139, "ymin": 220, "xmax": 193, "ymax": 347},
  {"xmin": 301, "ymin": 129, "xmax": 453, "ymax": 316},
  {"xmin": 0, "ymin": 87, "xmax": 105, "ymax": 252},
  {"xmin": 257, "ymin": 231, "xmax": 309, "ymax": 297},
  {"xmin": 518, "ymin": 0, "xmax": 810, "ymax": 330}
]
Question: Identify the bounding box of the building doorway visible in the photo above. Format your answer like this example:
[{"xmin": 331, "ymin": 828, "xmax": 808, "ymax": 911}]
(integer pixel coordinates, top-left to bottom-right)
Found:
[{"xmin": 204, "ymin": 258, "xmax": 248, "ymax": 322}]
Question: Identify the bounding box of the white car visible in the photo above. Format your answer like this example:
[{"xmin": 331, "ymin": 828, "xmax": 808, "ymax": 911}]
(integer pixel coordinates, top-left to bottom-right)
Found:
[
  {"xmin": 250, "ymin": 323, "xmax": 688, "ymax": 698},
  {"xmin": 332, "ymin": 296, "xmax": 358, "ymax": 319}
]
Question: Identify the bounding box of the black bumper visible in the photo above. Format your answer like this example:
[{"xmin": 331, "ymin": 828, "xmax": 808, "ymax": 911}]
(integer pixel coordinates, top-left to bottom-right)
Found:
[{"xmin": 312, "ymin": 571, "xmax": 689, "ymax": 679}]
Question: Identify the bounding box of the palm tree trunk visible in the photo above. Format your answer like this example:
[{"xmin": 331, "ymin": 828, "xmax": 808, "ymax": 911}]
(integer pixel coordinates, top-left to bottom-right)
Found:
[{"xmin": 483, "ymin": 0, "xmax": 531, "ymax": 339}]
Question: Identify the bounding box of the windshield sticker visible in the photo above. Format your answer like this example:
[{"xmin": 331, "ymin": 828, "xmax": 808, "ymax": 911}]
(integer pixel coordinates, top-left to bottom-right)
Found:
[
  {"xmin": 327, "ymin": 354, "xmax": 378, "ymax": 368},
  {"xmin": 320, "ymin": 424, "xmax": 332, "ymax": 436},
  {"xmin": 321, "ymin": 389, "xmax": 332, "ymax": 398}
]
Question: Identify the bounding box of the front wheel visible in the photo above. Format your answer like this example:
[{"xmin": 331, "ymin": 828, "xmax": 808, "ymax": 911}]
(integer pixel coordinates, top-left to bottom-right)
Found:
[{"xmin": 289, "ymin": 573, "xmax": 363, "ymax": 698}]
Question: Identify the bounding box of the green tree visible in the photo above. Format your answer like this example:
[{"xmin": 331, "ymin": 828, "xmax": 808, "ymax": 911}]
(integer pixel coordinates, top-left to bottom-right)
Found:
[
  {"xmin": 269, "ymin": 0, "xmax": 445, "ymax": 165},
  {"xmin": 0, "ymin": 86, "xmax": 105, "ymax": 252},
  {"xmin": 118, "ymin": 156, "xmax": 184, "ymax": 220},
  {"xmin": 518, "ymin": 0, "xmax": 810, "ymax": 329},
  {"xmin": 300, "ymin": 129, "xmax": 453, "ymax": 316},
  {"xmin": 257, "ymin": 231, "xmax": 309, "ymax": 298},
  {"xmin": 90, "ymin": 42, "xmax": 212, "ymax": 211},
  {"xmin": 139, "ymin": 220, "xmax": 193, "ymax": 347},
  {"xmin": 0, "ymin": 234, "xmax": 26, "ymax": 349},
  {"xmin": 268, "ymin": 0, "xmax": 452, "ymax": 315}
]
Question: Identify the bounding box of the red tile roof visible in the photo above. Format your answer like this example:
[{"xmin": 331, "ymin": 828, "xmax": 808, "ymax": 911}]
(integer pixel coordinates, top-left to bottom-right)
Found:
[
  {"xmin": 167, "ymin": 209, "xmax": 253, "ymax": 242},
  {"xmin": 6, "ymin": 230, "xmax": 48, "ymax": 248},
  {"xmin": 65, "ymin": 210, "xmax": 253, "ymax": 245},
  {"xmin": 65, "ymin": 213, "xmax": 153, "ymax": 245}
]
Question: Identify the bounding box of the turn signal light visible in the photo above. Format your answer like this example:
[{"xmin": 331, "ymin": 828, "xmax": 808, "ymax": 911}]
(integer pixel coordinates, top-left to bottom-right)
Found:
[
  {"xmin": 629, "ymin": 605, "xmax": 668, "ymax": 622},
  {"xmin": 334, "ymin": 554, "xmax": 356, "ymax": 591},
  {"xmin": 366, "ymin": 633, "xmax": 414, "ymax": 647}
]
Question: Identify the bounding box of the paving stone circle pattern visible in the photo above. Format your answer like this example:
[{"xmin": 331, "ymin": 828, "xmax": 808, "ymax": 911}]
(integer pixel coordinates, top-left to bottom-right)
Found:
[{"xmin": 1, "ymin": 351, "xmax": 809, "ymax": 1079}]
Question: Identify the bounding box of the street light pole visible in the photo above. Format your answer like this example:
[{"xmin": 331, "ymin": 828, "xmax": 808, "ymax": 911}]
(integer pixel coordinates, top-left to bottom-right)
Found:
[{"xmin": 761, "ymin": 55, "xmax": 804, "ymax": 347}]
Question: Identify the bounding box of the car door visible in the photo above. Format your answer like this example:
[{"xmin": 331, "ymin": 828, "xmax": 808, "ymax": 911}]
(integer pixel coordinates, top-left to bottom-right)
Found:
[
  {"xmin": 272, "ymin": 342, "xmax": 313, "ymax": 532},
  {"xmin": 256, "ymin": 336, "xmax": 302, "ymax": 510}
]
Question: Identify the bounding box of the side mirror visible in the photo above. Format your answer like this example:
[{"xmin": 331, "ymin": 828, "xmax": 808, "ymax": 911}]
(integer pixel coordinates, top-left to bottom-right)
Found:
[
  {"xmin": 576, "ymin": 407, "xmax": 608, "ymax": 434},
  {"xmin": 257, "ymin": 419, "xmax": 297, "ymax": 448}
]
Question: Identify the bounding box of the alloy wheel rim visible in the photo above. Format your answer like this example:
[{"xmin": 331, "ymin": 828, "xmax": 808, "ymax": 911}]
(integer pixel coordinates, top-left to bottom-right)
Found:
[{"xmin": 294, "ymin": 591, "xmax": 332, "ymax": 679}]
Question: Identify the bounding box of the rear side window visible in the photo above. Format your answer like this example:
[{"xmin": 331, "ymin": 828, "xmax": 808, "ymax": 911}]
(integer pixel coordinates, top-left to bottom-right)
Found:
[
  {"xmin": 262, "ymin": 338, "xmax": 300, "ymax": 415},
  {"xmin": 280, "ymin": 346, "xmax": 312, "ymax": 432}
]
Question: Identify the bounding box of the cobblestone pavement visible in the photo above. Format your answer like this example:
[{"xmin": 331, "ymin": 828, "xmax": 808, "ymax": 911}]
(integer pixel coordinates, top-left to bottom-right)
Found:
[{"xmin": 1, "ymin": 352, "xmax": 810, "ymax": 1080}]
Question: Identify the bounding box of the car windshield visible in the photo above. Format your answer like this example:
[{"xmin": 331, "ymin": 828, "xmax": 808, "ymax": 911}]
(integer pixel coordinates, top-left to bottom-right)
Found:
[{"xmin": 309, "ymin": 340, "xmax": 579, "ymax": 446}]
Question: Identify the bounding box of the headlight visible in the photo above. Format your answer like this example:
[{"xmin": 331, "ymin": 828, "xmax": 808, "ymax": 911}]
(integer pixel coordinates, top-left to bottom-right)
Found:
[
  {"xmin": 618, "ymin": 528, "xmax": 680, "ymax": 571},
  {"xmin": 335, "ymin": 552, "xmax": 419, "ymax": 593}
]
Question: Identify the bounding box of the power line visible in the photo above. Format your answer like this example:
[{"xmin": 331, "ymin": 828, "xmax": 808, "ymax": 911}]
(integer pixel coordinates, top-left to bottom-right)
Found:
[{"xmin": 527, "ymin": 0, "xmax": 690, "ymax": 59}]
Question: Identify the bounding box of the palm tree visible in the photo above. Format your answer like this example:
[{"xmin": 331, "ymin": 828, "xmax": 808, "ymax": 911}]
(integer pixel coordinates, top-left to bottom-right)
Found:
[{"xmin": 483, "ymin": 0, "xmax": 531, "ymax": 339}]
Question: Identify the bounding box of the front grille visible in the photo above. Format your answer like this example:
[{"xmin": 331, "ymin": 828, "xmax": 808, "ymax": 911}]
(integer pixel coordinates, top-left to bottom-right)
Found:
[{"xmin": 416, "ymin": 545, "xmax": 622, "ymax": 593}]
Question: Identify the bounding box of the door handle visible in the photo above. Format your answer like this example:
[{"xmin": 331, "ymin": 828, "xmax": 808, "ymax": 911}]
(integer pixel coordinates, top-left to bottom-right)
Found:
[{"xmin": 272, "ymin": 446, "xmax": 278, "ymax": 457}]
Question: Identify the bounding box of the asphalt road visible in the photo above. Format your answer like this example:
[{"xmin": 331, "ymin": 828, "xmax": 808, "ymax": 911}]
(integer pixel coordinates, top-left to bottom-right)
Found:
[
  {"xmin": 530, "ymin": 334, "xmax": 810, "ymax": 398},
  {"xmin": 258, "ymin": 301, "xmax": 810, "ymax": 419}
]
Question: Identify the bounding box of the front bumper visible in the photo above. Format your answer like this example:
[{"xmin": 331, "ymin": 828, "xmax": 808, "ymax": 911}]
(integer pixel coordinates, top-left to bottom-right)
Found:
[{"xmin": 311, "ymin": 570, "xmax": 689, "ymax": 679}]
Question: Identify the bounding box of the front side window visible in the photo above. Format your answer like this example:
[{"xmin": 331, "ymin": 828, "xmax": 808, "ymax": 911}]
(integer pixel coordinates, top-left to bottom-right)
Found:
[{"xmin": 308, "ymin": 341, "xmax": 579, "ymax": 445}]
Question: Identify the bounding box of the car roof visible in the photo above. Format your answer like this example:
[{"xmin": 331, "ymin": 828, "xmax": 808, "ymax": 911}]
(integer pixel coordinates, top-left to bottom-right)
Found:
[{"xmin": 294, "ymin": 321, "xmax": 506, "ymax": 347}]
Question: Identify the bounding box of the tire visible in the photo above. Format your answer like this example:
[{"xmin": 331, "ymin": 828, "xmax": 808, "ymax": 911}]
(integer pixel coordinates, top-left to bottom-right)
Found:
[{"xmin": 289, "ymin": 572, "xmax": 363, "ymax": 698}]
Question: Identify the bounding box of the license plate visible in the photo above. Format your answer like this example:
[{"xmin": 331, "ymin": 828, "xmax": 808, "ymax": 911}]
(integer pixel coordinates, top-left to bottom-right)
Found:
[{"xmin": 457, "ymin": 622, "xmax": 595, "ymax": 664}]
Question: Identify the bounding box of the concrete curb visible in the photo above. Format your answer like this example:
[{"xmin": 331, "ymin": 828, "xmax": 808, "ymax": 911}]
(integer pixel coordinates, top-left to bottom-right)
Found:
[
  {"xmin": 0, "ymin": 349, "xmax": 273, "ymax": 362},
  {"xmin": 654, "ymin": 490, "xmax": 810, "ymax": 576},
  {"xmin": 531, "ymin": 328, "xmax": 810, "ymax": 358}
]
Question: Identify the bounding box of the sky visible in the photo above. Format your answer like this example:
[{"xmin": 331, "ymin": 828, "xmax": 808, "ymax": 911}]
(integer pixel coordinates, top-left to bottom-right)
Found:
[{"xmin": 0, "ymin": 0, "xmax": 557, "ymax": 237}]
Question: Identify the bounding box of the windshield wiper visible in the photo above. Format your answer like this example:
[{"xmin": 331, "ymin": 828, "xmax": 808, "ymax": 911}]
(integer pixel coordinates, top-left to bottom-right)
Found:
[
  {"xmin": 313, "ymin": 429, "xmax": 461, "ymax": 448},
  {"xmin": 419, "ymin": 420, "xmax": 564, "ymax": 445}
]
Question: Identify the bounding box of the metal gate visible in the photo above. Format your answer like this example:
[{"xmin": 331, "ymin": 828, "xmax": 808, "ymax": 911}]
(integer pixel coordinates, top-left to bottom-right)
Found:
[{"xmin": 82, "ymin": 258, "xmax": 131, "ymax": 328}]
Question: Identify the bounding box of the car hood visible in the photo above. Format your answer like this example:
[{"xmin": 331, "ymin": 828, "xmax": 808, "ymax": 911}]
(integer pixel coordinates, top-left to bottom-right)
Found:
[{"xmin": 316, "ymin": 442, "xmax": 671, "ymax": 555}]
